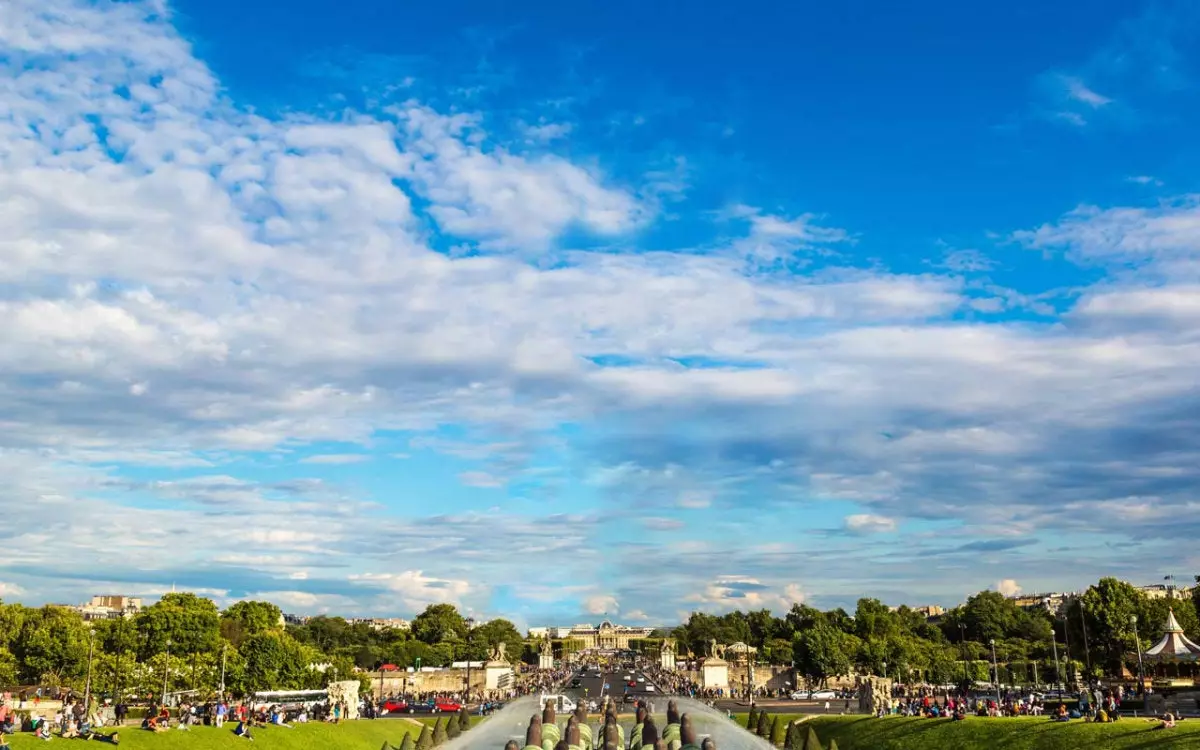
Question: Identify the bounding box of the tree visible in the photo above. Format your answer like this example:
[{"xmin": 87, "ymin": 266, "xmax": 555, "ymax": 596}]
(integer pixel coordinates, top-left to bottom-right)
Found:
[
  {"xmin": 458, "ymin": 707, "xmax": 470, "ymax": 732},
  {"xmin": 469, "ymin": 618, "xmax": 523, "ymax": 662},
  {"xmin": 446, "ymin": 715, "xmax": 461, "ymax": 739},
  {"xmin": 854, "ymin": 599, "xmax": 899, "ymax": 642},
  {"xmin": 793, "ymin": 624, "xmax": 858, "ymax": 684},
  {"xmin": 756, "ymin": 710, "xmax": 770, "ymax": 737},
  {"xmin": 432, "ymin": 716, "xmax": 448, "ymax": 746},
  {"xmin": 222, "ymin": 601, "xmax": 283, "ymax": 646},
  {"xmin": 135, "ymin": 592, "xmax": 221, "ymax": 659},
  {"xmin": 783, "ymin": 720, "xmax": 795, "ymax": 750},
  {"xmin": 399, "ymin": 734, "xmax": 416, "ymax": 750},
  {"xmin": 413, "ymin": 605, "xmax": 468, "ymax": 645},
  {"xmin": 1080, "ymin": 578, "xmax": 1146, "ymax": 674},
  {"xmin": 802, "ymin": 725, "xmax": 824, "ymax": 750},
  {"xmin": 769, "ymin": 715, "xmax": 785, "ymax": 745},
  {"xmin": 416, "ymin": 724, "xmax": 433, "ymax": 750},
  {"xmin": 13, "ymin": 605, "xmax": 90, "ymax": 683},
  {"xmin": 746, "ymin": 707, "xmax": 757, "ymax": 731}
]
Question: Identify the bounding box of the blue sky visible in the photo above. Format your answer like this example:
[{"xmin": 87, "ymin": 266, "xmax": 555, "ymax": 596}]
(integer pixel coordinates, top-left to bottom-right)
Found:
[{"xmin": 2, "ymin": 0, "xmax": 1199, "ymax": 628}]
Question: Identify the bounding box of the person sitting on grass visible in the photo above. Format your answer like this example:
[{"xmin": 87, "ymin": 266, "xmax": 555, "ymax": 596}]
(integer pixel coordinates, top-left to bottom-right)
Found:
[
  {"xmin": 234, "ymin": 719, "xmax": 255, "ymax": 740},
  {"xmin": 36, "ymin": 720, "xmax": 53, "ymax": 741},
  {"xmin": 1053, "ymin": 704, "xmax": 1070, "ymax": 722},
  {"xmin": 270, "ymin": 708, "xmax": 292, "ymax": 728},
  {"xmin": 1158, "ymin": 711, "xmax": 1176, "ymax": 730}
]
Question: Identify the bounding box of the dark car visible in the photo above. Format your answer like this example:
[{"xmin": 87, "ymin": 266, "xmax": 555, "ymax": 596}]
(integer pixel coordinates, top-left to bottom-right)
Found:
[
  {"xmin": 569, "ymin": 679, "xmax": 582, "ymax": 688},
  {"xmin": 406, "ymin": 702, "xmax": 438, "ymax": 714}
]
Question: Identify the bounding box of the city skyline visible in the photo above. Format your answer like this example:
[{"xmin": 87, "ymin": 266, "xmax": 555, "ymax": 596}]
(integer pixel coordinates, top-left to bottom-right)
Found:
[{"xmin": 2, "ymin": 0, "xmax": 1200, "ymax": 624}]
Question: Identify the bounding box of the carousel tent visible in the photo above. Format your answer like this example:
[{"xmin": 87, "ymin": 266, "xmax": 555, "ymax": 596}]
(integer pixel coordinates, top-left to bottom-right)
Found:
[{"xmin": 1144, "ymin": 609, "xmax": 1200, "ymax": 660}]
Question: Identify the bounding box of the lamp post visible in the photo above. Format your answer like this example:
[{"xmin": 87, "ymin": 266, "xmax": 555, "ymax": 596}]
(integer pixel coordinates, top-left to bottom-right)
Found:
[
  {"xmin": 1044, "ymin": 598, "xmax": 1061, "ymax": 698},
  {"xmin": 84, "ymin": 629, "xmax": 96, "ymax": 709},
  {"xmin": 1078, "ymin": 599, "xmax": 1092, "ymax": 681},
  {"xmin": 465, "ymin": 617, "xmax": 475, "ymax": 705},
  {"xmin": 219, "ymin": 643, "xmax": 227, "ymax": 699},
  {"xmin": 162, "ymin": 638, "xmax": 172, "ymax": 707},
  {"xmin": 958, "ymin": 624, "xmax": 969, "ymax": 688},
  {"xmin": 989, "ymin": 639, "xmax": 1000, "ymax": 706},
  {"xmin": 1130, "ymin": 615, "xmax": 1145, "ymax": 695}
]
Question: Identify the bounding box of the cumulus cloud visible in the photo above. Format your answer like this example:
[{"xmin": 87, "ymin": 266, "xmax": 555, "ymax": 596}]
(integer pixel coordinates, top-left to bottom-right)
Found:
[
  {"xmin": 0, "ymin": 0, "xmax": 1197, "ymax": 622},
  {"xmin": 685, "ymin": 577, "xmax": 805, "ymax": 614},
  {"xmin": 583, "ymin": 594, "xmax": 620, "ymax": 615},
  {"xmin": 995, "ymin": 579, "xmax": 1022, "ymax": 597}
]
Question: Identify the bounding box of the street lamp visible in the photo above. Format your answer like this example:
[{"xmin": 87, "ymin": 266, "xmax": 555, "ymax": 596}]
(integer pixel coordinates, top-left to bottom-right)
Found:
[
  {"xmin": 84, "ymin": 629, "xmax": 96, "ymax": 710},
  {"xmin": 1044, "ymin": 598, "xmax": 1061, "ymax": 698},
  {"xmin": 162, "ymin": 638, "xmax": 172, "ymax": 707},
  {"xmin": 465, "ymin": 617, "xmax": 475, "ymax": 705},
  {"xmin": 1130, "ymin": 615, "xmax": 1145, "ymax": 695},
  {"xmin": 958, "ymin": 624, "xmax": 969, "ymax": 688},
  {"xmin": 989, "ymin": 639, "xmax": 1000, "ymax": 706}
]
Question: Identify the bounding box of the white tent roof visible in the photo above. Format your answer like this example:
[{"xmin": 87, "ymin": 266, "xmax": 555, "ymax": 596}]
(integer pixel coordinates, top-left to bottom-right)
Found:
[{"xmin": 1144, "ymin": 609, "xmax": 1200, "ymax": 660}]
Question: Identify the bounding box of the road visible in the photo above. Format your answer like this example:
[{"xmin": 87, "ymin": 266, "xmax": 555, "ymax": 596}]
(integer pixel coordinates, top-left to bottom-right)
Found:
[{"xmin": 562, "ymin": 666, "xmax": 664, "ymax": 708}]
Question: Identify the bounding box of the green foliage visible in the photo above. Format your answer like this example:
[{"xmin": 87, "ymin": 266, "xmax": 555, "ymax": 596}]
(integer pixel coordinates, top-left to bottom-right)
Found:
[
  {"xmin": 792, "ymin": 623, "xmax": 858, "ymax": 683},
  {"xmin": 1080, "ymin": 578, "xmax": 1145, "ymax": 674},
  {"xmin": 135, "ymin": 592, "xmax": 221, "ymax": 658},
  {"xmin": 457, "ymin": 707, "xmax": 470, "ymax": 732},
  {"xmin": 431, "ymin": 717, "xmax": 448, "ymax": 746},
  {"xmin": 416, "ymin": 724, "xmax": 434, "ymax": 750},
  {"xmin": 756, "ymin": 710, "xmax": 771, "ymax": 737},
  {"xmin": 446, "ymin": 715, "xmax": 461, "ymax": 739},
  {"xmin": 802, "ymin": 725, "xmax": 823, "ymax": 750},
  {"xmin": 783, "ymin": 720, "xmax": 795, "ymax": 750},
  {"xmin": 222, "ymin": 601, "xmax": 283, "ymax": 646},
  {"xmin": 827, "ymin": 741, "xmax": 838, "ymax": 750},
  {"xmin": 746, "ymin": 707, "xmax": 757, "ymax": 731},
  {"xmin": 12, "ymin": 605, "xmax": 90, "ymax": 683},
  {"xmin": 769, "ymin": 715, "xmax": 785, "ymax": 746},
  {"xmin": 412, "ymin": 604, "xmax": 468, "ymax": 645},
  {"xmin": 469, "ymin": 618, "xmax": 523, "ymax": 662},
  {"xmin": 399, "ymin": 734, "xmax": 416, "ymax": 750}
]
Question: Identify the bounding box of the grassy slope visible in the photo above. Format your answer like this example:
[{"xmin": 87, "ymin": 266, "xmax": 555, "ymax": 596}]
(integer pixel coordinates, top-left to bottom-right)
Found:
[
  {"xmin": 806, "ymin": 715, "xmax": 1200, "ymax": 750},
  {"xmin": 2, "ymin": 716, "xmax": 475, "ymax": 750}
]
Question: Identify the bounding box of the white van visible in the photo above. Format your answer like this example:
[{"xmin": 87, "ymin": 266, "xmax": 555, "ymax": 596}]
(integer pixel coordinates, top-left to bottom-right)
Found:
[{"xmin": 538, "ymin": 694, "xmax": 578, "ymax": 714}]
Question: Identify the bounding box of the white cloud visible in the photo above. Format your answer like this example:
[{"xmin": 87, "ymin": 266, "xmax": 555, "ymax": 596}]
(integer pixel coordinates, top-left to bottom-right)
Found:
[
  {"xmin": 299, "ymin": 454, "xmax": 369, "ymax": 465},
  {"xmin": 686, "ymin": 576, "xmax": 805, "ymax": 614},
  {"xmin": 518, "ymin": 120, "xmax": 573, "ymax": 143},
  {"xmin": 1062, "ymin": 76, "xmax": 1112, "ymax": 108},
  {"xmin": 583, "ymin": 594, "xmax": 619, "ymax": 615},
  {"xmin": 843, "ymin": 514, "xmax": 897, "ymax": 534},
  {"xmin": 349, "ymin": 571, "xmax": 472, "ymax": 611},
  {"xmin": 0, "ymin": 581, "xmax": 26, "ymax": 598},
  {"xmin": 1127, "ymin": 175, "xmax": 1163, "ymax": 187},
  {"xmin": 994, "ymin": 579, "xmax": 1022, "ymax": 597}
]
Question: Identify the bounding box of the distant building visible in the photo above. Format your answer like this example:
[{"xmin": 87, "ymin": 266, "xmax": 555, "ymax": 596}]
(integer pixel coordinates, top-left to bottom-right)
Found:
[
  {"xmin": 888, "ymin": 605, "xmax": 945, "ymax": 619},
  {"xmin": 74, "ymin": 595, "xmax": 143, "ymax": 621},
  {"xmin": 1007, "ymin": 592, "xmax": 1070, "ymax": 613},
  {"xmin": 527, "ymin": 627, "xmax": 551, "ymax": 639},
  {"xmin": 348, "ymin": 617, "xmax": 411, "ymax": 631},
  {"xmin": 1139, "ymin": 583, "xmax": 1195, "ymax": 600},
  {"xmin": 283, "ymin": 613, "xmax": 309, "ymax": 626}
]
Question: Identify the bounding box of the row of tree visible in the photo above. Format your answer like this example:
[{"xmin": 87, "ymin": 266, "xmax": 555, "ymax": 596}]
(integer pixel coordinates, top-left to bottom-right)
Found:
[
  {"xmin": 666, "ymin": 577, "xmax": 1200, "ymax": 684},
  {"xmin": 0, "ymin": 595, "xmax": 524, "ymax": 696}
]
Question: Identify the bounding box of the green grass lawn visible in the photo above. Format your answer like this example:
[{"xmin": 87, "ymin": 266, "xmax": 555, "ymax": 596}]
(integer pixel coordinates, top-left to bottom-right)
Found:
[
  {"xmin": 804, "ymin": 715, "xmax": 1200, "ymax": 750},
  {"xmin": 1, "ymin": 716, "xmax": 481, "ymax": 750}
]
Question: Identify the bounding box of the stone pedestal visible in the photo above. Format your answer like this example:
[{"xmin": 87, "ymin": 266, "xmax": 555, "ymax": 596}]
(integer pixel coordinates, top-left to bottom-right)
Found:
[
  {"xmin": 660, "ymin": 644, "xmax": 676, "ymax": 671},
  {"xmin": 485, "ymin": 661, "xmax": 514, "ymax": 691},
  {"xmin": 856, "ymin": 676, "xmax": 892, "ymax": 715},
  {"xmin": 327, "ymin": 680, "xmax": 362, "ymax": 720},
  {"xmin": 701, "ymin": 657, "xmax": 729, "ymax": 689}
]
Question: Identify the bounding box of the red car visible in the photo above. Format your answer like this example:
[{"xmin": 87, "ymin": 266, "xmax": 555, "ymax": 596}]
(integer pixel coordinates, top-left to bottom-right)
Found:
[
  {"xmin": 380, "ymin": 699, "xmax": 409, "ymax": 714},
  {"xmin": 434, "ymin": 700, "xmax": 462, "ymax": 713}
]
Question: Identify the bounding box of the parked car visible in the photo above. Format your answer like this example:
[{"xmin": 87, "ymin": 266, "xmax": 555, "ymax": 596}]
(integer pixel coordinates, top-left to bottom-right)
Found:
[
  {"xmin": 434, "ymin": 700, "xmax": 462, "ymax": 713},
  {"xmin": 380, "ymin": 699, "xmax": 409, "ymax": 714},
  {"xmin": 808, "ymin": 690, "xmax": 837, "ymax": 700}
]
